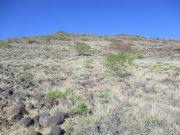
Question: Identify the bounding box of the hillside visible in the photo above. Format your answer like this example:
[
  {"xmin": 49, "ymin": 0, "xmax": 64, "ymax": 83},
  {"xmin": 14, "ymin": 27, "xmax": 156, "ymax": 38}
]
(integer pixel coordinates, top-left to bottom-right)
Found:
[{"xmin": 0, "ymin": 32, "xmax": 180, "ymax": 135}]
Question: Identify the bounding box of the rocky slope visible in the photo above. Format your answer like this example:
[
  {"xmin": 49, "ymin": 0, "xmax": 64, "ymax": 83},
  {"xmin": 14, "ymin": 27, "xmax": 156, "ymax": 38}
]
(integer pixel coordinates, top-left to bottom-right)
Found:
[{"xmin": 0, "ymin": 32, "xmax": 180, "ymax": 135}]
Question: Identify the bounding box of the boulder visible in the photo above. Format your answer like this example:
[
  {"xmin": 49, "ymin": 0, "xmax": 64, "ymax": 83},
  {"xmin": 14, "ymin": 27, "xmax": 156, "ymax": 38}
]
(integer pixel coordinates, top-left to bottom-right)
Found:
[
  {"xmin": 11, "ymin": 101, "xmax": 28, "ymax": 121},
  {"xmin": 28, "ymin": 131, "xmax": 42, "ymax": 135},
  {"xmin": 50, "ymin": 126, "xmax": 63, "ymax": 135},
  {"xmin": 19, "ymin": 117, "xmax": 33, "ymax": 127}
]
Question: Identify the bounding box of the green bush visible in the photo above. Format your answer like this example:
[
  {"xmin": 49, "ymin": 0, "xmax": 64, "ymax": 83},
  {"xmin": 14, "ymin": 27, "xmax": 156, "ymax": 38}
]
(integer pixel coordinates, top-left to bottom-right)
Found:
[
  {"xmin": 104, "ymin": 52, "xmax": 133, "ymax": 77},
  {"xmin": 0, "ymin": 40, "xmax": 10, "ymax": 49},
  {"xmin": 74, "ymin": 42, "xmax": 91, "ymax": 55}
]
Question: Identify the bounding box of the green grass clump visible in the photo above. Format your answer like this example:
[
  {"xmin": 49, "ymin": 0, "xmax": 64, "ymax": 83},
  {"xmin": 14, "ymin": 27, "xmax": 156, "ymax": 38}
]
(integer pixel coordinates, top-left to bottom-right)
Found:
[
  {"xmin": 104, "ymin": 52, "xmax": 133, "ymax": 77},
  {"xmin": 70, "ymin": 100, "xmax": 88, "ymax": 115},
  {"xmin": 47, "ymin": 89, "xmax": 64, "ymax": 100},
  {"xmin": 144, "ymin": 116, "xmax": 166, "ymax": 127},
  {"xmin": 80, "ymin": 115, "xmax": 97, "ymax": 126},
  {"xmin": 0, "ymin": 40, "xmax": 10, "ymax": 49},
  {"xmin": 17, "ymin": 72, "xmax": 34, "ymax": 83},
  {"xmin": 74, "ymin": 42, "xmax": 91, "ymax": 55}
]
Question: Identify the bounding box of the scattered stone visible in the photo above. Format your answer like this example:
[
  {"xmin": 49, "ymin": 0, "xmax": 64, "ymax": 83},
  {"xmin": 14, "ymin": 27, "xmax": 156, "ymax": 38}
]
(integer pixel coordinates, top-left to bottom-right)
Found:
[
  {"xmin": 28, "ymin": 131, "xmax": 42, "ymax": 135},
  {"xmin": 11, "ymin": 101, "xmax": 28, "ymax": 121},
  {"xmin": 38, "ymin": 112, "xmax": 50, "ymax": 127},
  {"xmin": 33, "ymin": 115, "xmax": 40, "ymax": 126},
  {"xmin": 19, "ymin": 117, "xmax": 33, "ymax": 127},
  {"xmin": 50, "ymin": 126, "xmax": 63, "ymax": 135},
  {"xmin": 87, "ymin": 125, "xmax": 100, "ymax": 135},
  {"xmin": 44, "ymin": 101, "xmax": 55, "ymax": 109}
]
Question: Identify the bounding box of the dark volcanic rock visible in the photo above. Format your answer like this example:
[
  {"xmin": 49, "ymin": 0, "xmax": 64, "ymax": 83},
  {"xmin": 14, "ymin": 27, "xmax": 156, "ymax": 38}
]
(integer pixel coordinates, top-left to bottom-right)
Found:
[
  {"xmin": 33, "ymin": 115, "xmax": 40, "ymax": 126},
  {"xmin": 49, "ymin": 115, "xmax": 64, "ymax": 126},
  {"xmin": 32, "ymin": 112, "xmax": 51, "ymax": 127},
  {"xmin": 28, "ymin": 131, "xmax": 42, "ymax": 135},
  {"xmin": 49, "ymin": 111, "xmax": 70, "ymax": 126},
  {"xmin": 19, "ymin": 117, "xmax": 33, "ymax": 127},
  {"xmin": 50, "ymin": 126, "xmax": 63, "ymax": 135},
  {"xmin": 11, "ymin": 101, "xmax": 28, "ymax": 121}
]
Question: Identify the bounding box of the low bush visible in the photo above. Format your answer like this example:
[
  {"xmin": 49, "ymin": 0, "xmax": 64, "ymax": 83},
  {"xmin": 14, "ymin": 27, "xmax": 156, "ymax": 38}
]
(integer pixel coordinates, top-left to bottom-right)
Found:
[
  {"xmin": 74, "ymin": 42, "xmax": 91, "ymax": 55},
  {"xmin": 7, "ymin": 38, "xmax": 20, "ymax": 43},
  {"xmin": 25, "ymin": 37, "xmax": 36, "ymax": 44},
  {"xmin": 0, "ymin": 40, "xmax": 10, "ymax": 49},
  {"xmin": 104, "ymin": 52, "xmax": 133, "ymax": 77},
  {"xmin": 171, "ymin": 44, "xmax": 180, "ymax": 51},
  {"xmin": 111, "ymin": 41, "xmax": 132, "ymax": 52}
]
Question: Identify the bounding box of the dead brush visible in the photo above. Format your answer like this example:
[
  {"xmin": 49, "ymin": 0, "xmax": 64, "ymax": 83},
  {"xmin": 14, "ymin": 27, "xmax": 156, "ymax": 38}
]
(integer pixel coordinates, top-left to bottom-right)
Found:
[{"xmin": 111, "ymin": 41, "xmax": 132, "ymax": 52}]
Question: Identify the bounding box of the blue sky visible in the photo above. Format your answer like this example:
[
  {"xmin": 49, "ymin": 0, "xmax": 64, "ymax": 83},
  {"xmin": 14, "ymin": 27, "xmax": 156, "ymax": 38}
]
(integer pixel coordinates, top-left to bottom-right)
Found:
[{"xmin": 0, "ymin": 0, "xmax": 180, "ymax": 39}]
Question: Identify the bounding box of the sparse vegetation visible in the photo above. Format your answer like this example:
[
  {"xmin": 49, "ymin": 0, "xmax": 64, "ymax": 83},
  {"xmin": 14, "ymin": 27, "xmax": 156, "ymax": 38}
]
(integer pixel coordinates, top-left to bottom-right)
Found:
[
  {"xmin": 84, "ymin": 58, "xmax": 93, "ymax": 68},
  {"xmin": 144, "ymin": 116, "xmax": 166, "ymax": 127},
  {"xmin": 111, "ymin": 41, "xmax": 132, "ymax": 52},
  {"xmin": 47, "ymin": 88, "xmax": 64, "ymax": 100},
  {"xmin": 74, "ymin": 42, "xmax": 91, "ymax": 55},
  {"xmin": 0, "ymin": 33, "xmax": 180, "ymax": 135},
  {"xmin": 70, "ymin": 99, "xmax": 88, "ymax": 115},
  {"xmin": 0, "ymin": 40, "xmax": 10, "ymax": 49},
  {"xmin": 17, "ymin": 72, "xmax": 34, "ymax": 83},
  {"xmin": 171, "ymin": 44, "xmax": 180, "ymax": 51},
  {"xmin": 25, "ymin": 37, "xmax": 36, "ymax": 44},
  {"xmin": 7, "ymin": 38, "xmax": 20, "ymax": 43},
  {"xmin": 104, "ymin": 52, "xmax": 133, "ymax": 77}
]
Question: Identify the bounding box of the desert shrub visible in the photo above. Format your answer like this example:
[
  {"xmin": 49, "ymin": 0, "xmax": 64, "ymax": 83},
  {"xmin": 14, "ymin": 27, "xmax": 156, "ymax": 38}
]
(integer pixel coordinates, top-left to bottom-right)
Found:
[
  {"xmin": 111, "ymin": 41, "xmax": 132, "ymax": 52},
  {"xmin": 104, "ymin": 52, "xmax": 133, "ymax": 77},
  {"xmin": 7, "ymin": 38, "xmax": 20, "ymax": 43},
  {"xmin": 26, "ymin": 37, "xmax": 36, "ymax": 44},
  {"xmin": 52, "ymin": 32, "xmax": 73, "ymax": 40},
  {"xmin": 131, "ymin": 49, "xmax": 144, "ymax": 59},
  {"xmin": 74, "ymin": 42, "xmax": 91, "ymax": 55},
  {"xmin": 0, "ymin": 40, "xmax": 10, "ymax": 49},
  {"xmin": 44, "ymin": 35, "xmax": 52, "ymax": 43},
  {"xmin": 47, "ymin": 89, "xmax": 64, "ymax": 100},
  {"xmin": 171, "ymin": 44, "xmax": 180, "ymax": 51},
  {"xmin": 17, "ymin": 72, "xmax": 34, "ymax": 83},
  {"xmin": 81, "ymin": 38, "xmax": 90, "ymax": 41}
]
